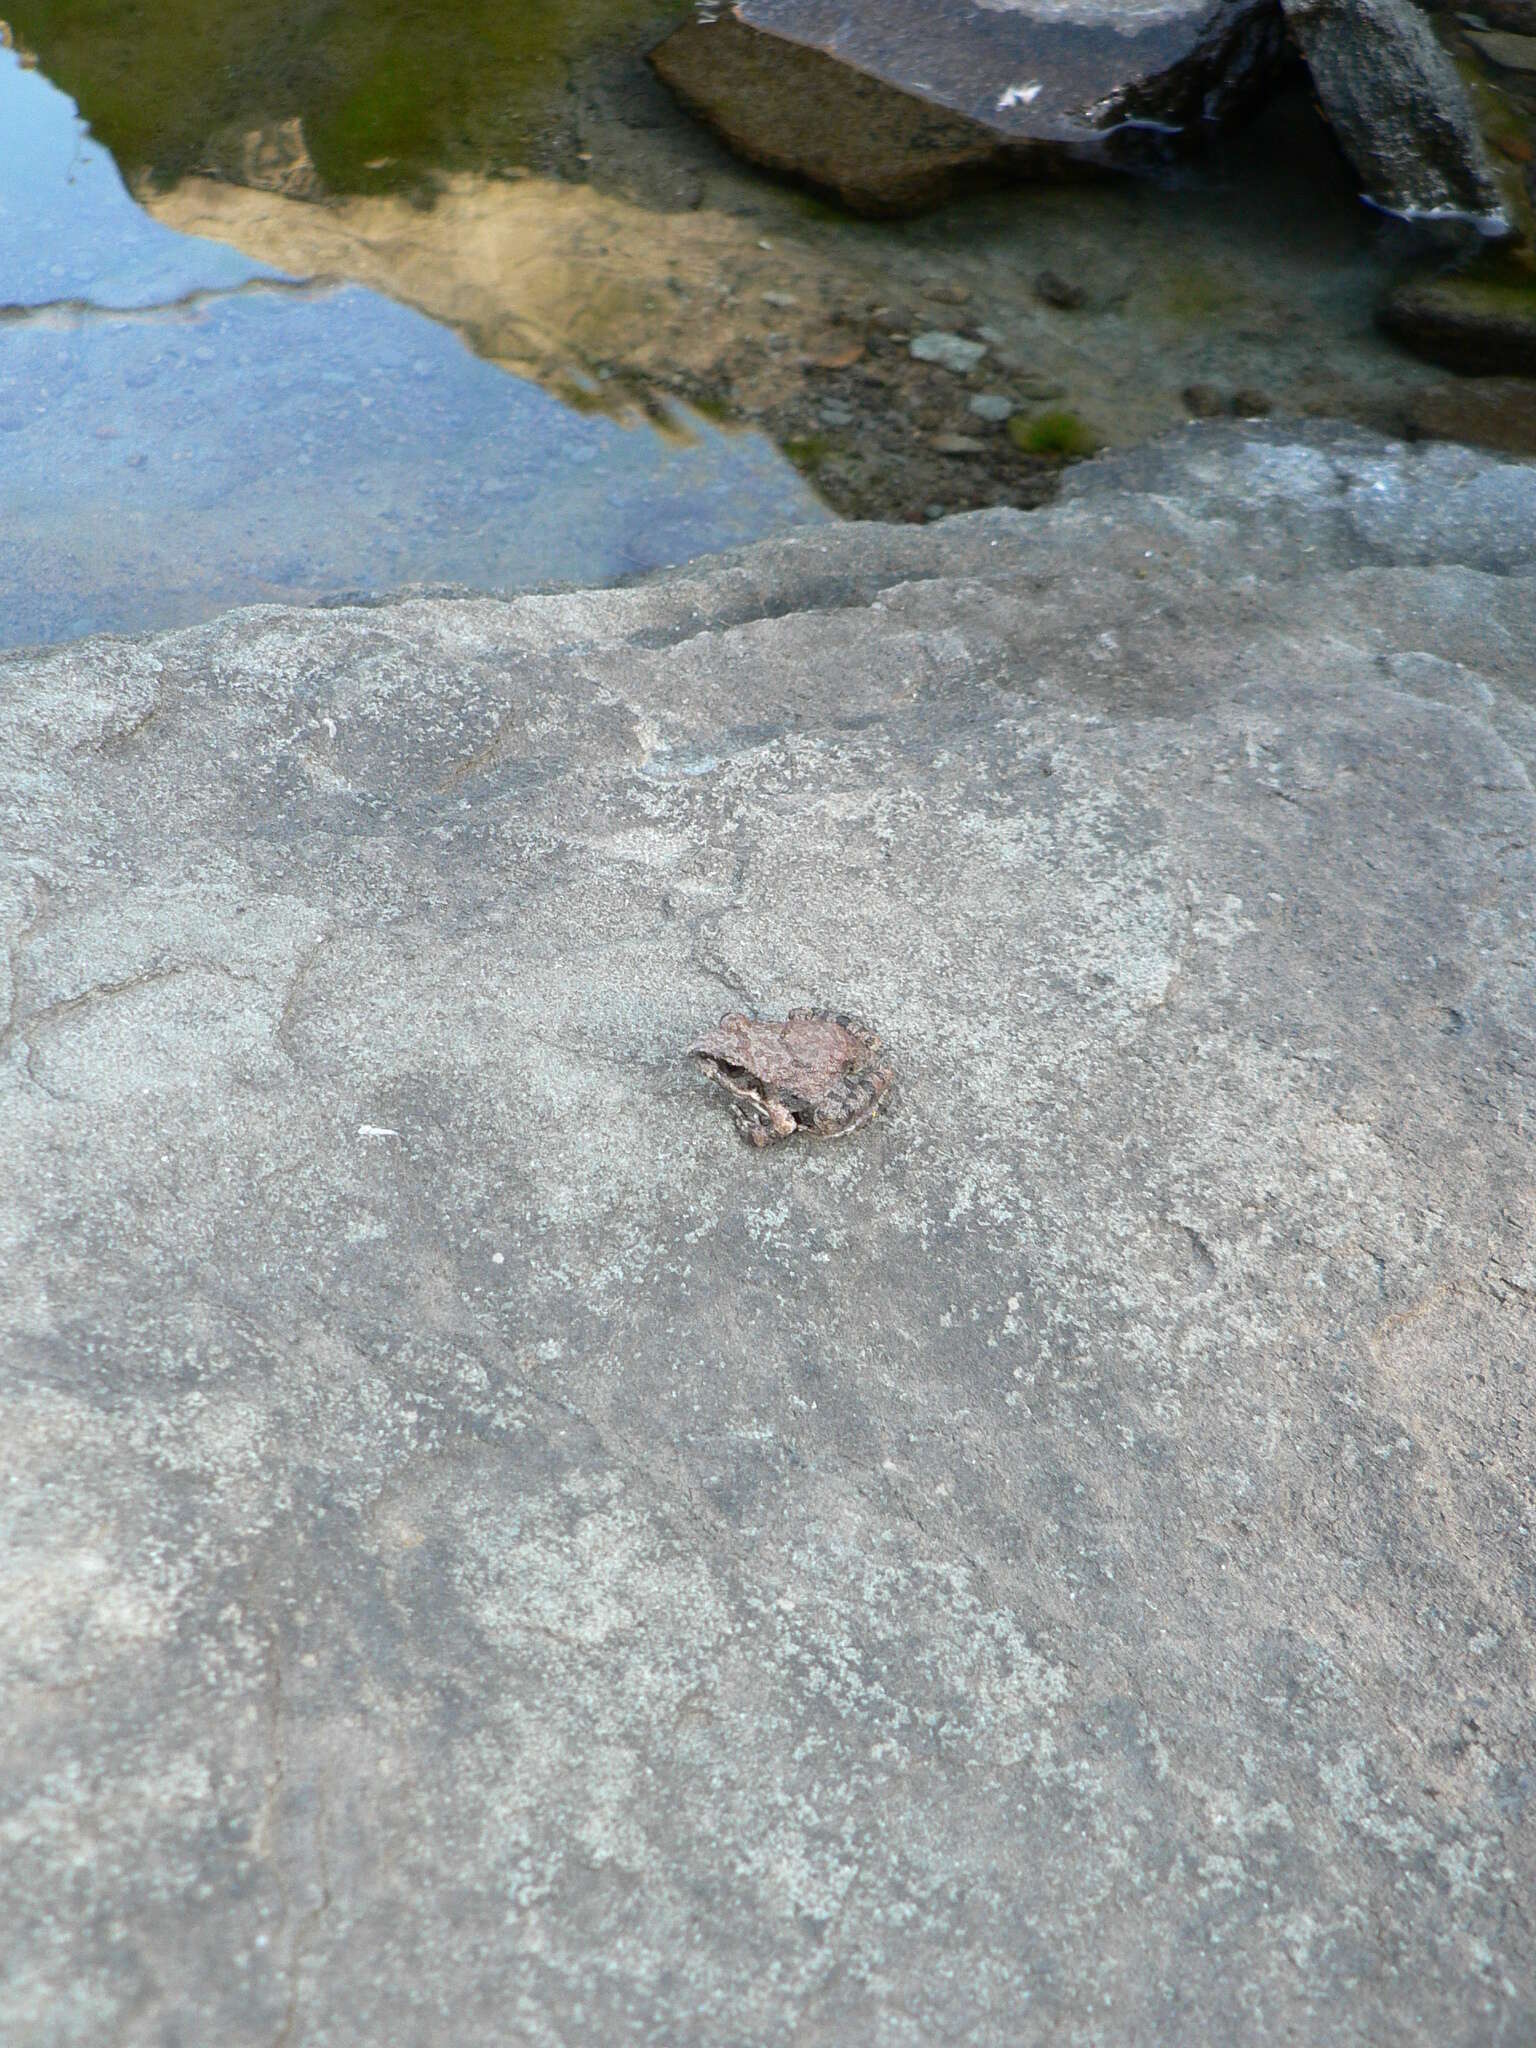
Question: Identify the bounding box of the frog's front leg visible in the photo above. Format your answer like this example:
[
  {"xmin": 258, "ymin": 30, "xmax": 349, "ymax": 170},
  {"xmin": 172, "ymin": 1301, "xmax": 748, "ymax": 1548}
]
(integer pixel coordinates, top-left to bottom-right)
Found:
[{"xmin": 736, "ymin": 1096, "xmax": 796, "ymax": 1145}]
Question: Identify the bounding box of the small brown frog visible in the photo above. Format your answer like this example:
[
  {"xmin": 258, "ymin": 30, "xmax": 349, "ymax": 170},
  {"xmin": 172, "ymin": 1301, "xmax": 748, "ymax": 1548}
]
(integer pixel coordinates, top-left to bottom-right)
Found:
[{"xmin": 688, "ymin": 1008, "xmax": 895, "ymax": 1147}]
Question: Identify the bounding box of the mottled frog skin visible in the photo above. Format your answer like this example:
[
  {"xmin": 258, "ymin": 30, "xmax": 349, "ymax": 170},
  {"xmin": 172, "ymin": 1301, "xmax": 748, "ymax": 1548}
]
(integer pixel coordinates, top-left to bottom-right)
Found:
[{"xmin": 688, "ymin": 1008, "xmax": 895, "ymax": 1146}]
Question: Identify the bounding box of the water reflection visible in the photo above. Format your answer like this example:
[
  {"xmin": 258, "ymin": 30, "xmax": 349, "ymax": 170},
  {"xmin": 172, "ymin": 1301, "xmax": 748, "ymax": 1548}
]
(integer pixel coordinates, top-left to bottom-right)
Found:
[
  {"xmin": 0, "ymin": 28, "xmax": 278, "ymax": 306},
  {"xmin": 0, "ymin": 41, "xmax": 827, "ymax": 650},
  {"xmin": 5, "ymin": 0, "xmax": 693, "ymax": 194}
]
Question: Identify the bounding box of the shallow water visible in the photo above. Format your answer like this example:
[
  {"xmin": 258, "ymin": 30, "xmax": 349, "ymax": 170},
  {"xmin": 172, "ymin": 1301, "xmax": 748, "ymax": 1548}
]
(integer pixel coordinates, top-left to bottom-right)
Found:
[
  {"xmin": 0, "ymin": 35, "xmax": 825, "ymax": 649},
  {"xmin": 3, "ymin": 2, "xmax": 1532, "ymax": 640},
  {"xmin": 7, "ymin": 0, "xmax": 695, "ymax": 195}
]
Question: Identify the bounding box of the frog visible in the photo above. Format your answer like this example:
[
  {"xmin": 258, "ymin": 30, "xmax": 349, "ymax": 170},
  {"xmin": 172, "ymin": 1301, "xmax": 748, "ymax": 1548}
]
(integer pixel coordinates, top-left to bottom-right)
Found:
[{"xmin": 688, "ymin": 1008, "xmax": 895, "ymax": 1147}]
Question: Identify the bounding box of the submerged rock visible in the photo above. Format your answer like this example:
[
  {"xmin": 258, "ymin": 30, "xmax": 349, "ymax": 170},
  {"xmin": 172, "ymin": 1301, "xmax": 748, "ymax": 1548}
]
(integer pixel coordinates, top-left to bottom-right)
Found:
[
  {"xmin": 1034, "ymin": 267, "xmax": 1088, "ymax": 309},
  {"xmin": 1467, "ymin": 27, "xmax": 1536, "ymax": 73},
  {"xmin": 1280, "ymin": 0, "xmax": 1510, "ymax": 231},
  {"xmin": 1473, "ymin": 0, "xmax": 1536, "ymax": 28},
  {"xmin": 1380, "ymin": 256, "xmax": 1536, "ymax": 373},
  {"xmin": 3, "ymin": 421, "xmax": 1534, "ymax": 2044},
  {"xmin": 910, "ymin": 328, "xmax": 988, "ymax": 372},
  {"xmin": 1405, "ymin": 374, "xmax": 1536, "ymax": 451},
  {"xmin": 651, "ymin": 0, "xmax": 1285, "ymax": 214}
]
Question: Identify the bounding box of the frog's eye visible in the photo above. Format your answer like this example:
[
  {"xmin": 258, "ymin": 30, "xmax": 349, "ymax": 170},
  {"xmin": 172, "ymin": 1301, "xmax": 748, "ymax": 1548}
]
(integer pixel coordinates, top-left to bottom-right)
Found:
[{"xmin": 704, "ymin": 1059, "xmax": 761, "ymax": 1091}]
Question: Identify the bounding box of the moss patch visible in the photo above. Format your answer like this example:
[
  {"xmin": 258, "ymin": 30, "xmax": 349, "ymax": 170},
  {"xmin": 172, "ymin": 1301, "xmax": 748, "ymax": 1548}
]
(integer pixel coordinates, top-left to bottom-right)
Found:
[
  {"xmin": 1008, "ymin": 409, "xmax": 1099, "ymax": 459},
  {"xmin": 783, "ymin": 432, "xmax": 833, "ymax": 473},
  {"xmin": 1158, "ymin": 261, "xmax": 1246, "ymax": 326}
]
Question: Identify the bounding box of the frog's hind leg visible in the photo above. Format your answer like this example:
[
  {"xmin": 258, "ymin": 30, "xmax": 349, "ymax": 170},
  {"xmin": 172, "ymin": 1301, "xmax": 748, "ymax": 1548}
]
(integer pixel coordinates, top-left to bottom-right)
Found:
[{"xmin": 813, "ymin": 1092, "xmax": 887, "ymax": 1140}]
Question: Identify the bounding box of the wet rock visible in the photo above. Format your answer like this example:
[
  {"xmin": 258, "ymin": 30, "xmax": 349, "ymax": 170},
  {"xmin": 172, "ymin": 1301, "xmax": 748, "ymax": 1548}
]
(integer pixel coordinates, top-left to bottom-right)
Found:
[
  {"xmin": 1034, "ymin": 268, "xmax": 1088, "ymax": 310},
  {"xmin": 1280, "ymin": 0, "xmax": 1511, "ymax": 230},
  {"xmin": 1468, "ymin": 29, "xmax": 1536, "ymax": 73},
  {"xmin": 1231, "ymin": 384, "xmax": 1273, "ymax": 413},
  {"xmin": 1183, "ymin": 381, "xmax": 1227, "ymax": 416},
  {"xmin": 910, "ymin": 330, "xmax": 988, "ymax": 373},
  {"xmin": 1379, "ymin": 256, "xmax": 1536, "ymax": 373},
  {"xmin": 1470, "ymin": 0, "xmax": 1536, "ymax": 29},
  {"xmin": 651, "ymin": 0, "xmax": 1287, "ymax": 215},
  {"xmin": 4, "ymin": 422, "xmax": 1534, "ymax": 2045}
]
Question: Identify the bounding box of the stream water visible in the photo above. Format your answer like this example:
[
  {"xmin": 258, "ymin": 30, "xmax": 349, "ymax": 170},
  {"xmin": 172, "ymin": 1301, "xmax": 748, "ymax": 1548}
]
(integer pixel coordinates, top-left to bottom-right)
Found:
[
  {"xmin": 3, "ymin": 2, "xmax": 1531, "ymax": 649},
  {"xmin": 0, "ymin": 27, "xmax": 825, "ymax": 650}
]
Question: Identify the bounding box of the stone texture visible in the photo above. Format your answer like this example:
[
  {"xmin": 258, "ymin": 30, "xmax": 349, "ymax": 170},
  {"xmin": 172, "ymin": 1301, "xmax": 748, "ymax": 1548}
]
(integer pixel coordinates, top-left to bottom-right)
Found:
[
  {"xmin": 1281, "ymin": 0, "xmax": 1511, "ymax": 230},
  {"xmin": 651, "ymin": 0, "xmax": 1284, "ymax": 213},
  {"xmin": 2, "ymin": 422, "xmax": 1535, "ymax": 2047}
]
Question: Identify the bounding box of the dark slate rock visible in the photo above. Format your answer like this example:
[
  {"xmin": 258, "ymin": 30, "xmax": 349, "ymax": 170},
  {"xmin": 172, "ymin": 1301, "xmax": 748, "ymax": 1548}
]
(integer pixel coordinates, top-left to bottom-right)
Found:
[
  {"xmin": 1281, "ymin": 0, "xmax": 1511, "ymax": 230},
  {"xmin": 651, "ymin": 0, "xmax": 1285, "ymax": 214}
]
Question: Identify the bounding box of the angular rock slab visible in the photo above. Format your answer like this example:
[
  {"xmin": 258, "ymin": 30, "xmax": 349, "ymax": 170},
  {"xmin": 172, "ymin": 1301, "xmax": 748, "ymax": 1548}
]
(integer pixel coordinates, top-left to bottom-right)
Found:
[
  {"xmin": 651, "ymin": 0, "xmax": 1284, "ymax": 213},
  {"xmin": 1281, "ymin": 0, "xmax": 1511, "ymax": 232},
  {"xmin": 2, "ymin": 423, "xmax": 1535, "ymax": 2045}
]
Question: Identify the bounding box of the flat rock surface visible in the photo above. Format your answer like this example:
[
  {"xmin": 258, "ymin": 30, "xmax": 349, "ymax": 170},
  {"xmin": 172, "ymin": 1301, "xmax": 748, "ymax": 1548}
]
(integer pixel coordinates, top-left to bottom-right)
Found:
[
  {"xmin": 3, "ymin": 422, "xmax": 1535, "ymax": 2046},
  {"xmin": 652, "ymin": 0, "xmax": 1282, "ymax": 211}
]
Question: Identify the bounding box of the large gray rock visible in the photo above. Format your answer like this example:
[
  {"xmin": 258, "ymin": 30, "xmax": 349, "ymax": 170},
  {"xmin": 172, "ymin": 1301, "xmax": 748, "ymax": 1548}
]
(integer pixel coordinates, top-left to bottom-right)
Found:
[
  {"xmin": 3, "ymin": 422, "xmax": 1535, "ymax": 2046},
  {"xmin": 652, "ymin": 0, "xmax": 1284, "ymax": 213},
  {"xmin": 1281, "ymin": 0, "xmax": 1511, "ymax": 231}
]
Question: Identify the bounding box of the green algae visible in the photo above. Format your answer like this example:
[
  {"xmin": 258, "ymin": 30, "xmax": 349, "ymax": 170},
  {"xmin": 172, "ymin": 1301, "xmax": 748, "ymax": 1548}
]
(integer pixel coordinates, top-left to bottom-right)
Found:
[
  {"xmin": 1158, "ymin": 260, "xmax": 1246, "ymax": 325},
  {"xmin": 1009, "ymin": 409, "xmax": 1099, "ymax": 459},
  {"xmin": 1446, "ymin": 246, "xmax": 1536, "ymax": 308},
  {"xmin": 7, "ymin": 0, "xmax": 693, "ymax": 194},
  {"xmin": 688, "ymin": 392, "xmax": 738, "ymax": 424},
  {"xmin": 784, "ymin": 432, "xmax": 833, "ymax": 473}
]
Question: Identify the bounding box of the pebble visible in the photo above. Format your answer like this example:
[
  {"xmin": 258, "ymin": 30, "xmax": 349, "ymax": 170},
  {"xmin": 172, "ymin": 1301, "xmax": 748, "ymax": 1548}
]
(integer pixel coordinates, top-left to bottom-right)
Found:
[
  {"xmin": 910, "ymin": 331, "xmax": 988, "ymax": 374},
  {"xmin": 932, "ymin": 434, "xmax": 987, "ymax": 455},
  {"xmin": 761, "ymin": 290, "xmax": 799, "ymax": 309},
  {"xmin": 969, "ymin": 394, "xmax": 1015, "ymax": 422},
  {"xmin": 819, "ymin": 402, "xmax": 856, "ymax": 426},
  {"xmin": 1035, "ymin": 270, "xmax": 1088, "ymax": 311}
]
